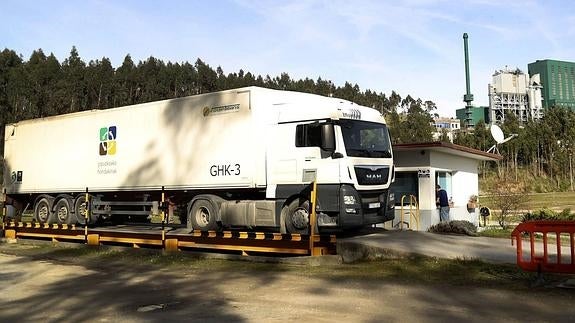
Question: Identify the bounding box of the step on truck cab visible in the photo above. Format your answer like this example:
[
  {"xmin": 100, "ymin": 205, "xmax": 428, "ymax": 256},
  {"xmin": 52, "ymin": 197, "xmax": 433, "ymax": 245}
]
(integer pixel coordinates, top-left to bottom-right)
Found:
[{"xmin": 2, "ymin": 87, "xmax": 394, "ymax": 234}]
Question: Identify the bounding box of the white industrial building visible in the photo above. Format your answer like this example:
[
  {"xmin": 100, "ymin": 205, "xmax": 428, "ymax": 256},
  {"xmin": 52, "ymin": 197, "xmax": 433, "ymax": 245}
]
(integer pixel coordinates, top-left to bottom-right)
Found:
[{"xmin": 488, "ymin": 67, "xmax": 543, "ymax": 123}]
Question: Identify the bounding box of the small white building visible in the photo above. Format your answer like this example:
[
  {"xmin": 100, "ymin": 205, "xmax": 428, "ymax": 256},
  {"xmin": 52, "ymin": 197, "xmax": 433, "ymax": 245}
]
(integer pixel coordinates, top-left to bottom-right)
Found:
[{"xmin": 389, "ymin": 142, "xmax": 500, "ymax": 231}]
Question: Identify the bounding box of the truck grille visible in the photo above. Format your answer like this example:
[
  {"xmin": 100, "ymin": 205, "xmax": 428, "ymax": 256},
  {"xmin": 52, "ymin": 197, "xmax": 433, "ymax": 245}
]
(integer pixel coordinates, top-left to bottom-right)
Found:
[{"xmin": 354, "ymin": 166, "xmax": 390, "ymax": 185}]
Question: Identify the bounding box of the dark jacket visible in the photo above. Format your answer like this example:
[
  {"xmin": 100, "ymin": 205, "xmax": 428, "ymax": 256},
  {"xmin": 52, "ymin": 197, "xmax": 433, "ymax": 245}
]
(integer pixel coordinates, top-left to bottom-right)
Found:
[{"xmin": 436, "ymin": 189, "xmax": 449, "ymax": 207}]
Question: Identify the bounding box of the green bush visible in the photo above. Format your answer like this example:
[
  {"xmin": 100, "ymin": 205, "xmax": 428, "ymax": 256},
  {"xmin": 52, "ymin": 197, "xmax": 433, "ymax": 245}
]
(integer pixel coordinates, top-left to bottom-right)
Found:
[
  {"xmin": 522, "ymin": 208, "xmax": 575, "ymax": 222},
  {"xmin": 428, "ymin": 220, "xmax": 478, "ymax": 236}
]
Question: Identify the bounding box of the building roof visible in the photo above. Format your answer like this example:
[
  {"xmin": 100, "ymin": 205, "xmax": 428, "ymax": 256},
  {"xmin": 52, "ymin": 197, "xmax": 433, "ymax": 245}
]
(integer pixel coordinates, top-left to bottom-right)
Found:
[
  {"xmin": 530, "ymin": 59, "xmax": 575, "ymax": 66},
  {"xmin": 393, "ymin": 141, "xmax": 502, "ymax": 161}
]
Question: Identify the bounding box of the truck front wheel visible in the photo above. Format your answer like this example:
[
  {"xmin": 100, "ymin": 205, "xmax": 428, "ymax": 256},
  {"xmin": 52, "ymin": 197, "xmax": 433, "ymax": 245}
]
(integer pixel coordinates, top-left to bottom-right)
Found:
[
  {"xmin": 283, "ymin": 198, "xmax": 310, "ymax": 235},
  {"xmin": 188, "ymin": 199, "xmax": 218, "ymax": 232}
]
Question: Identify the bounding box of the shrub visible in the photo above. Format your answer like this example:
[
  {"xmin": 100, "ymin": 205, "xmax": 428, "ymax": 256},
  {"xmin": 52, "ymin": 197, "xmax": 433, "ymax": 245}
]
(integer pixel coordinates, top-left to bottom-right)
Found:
[
  {"xmin": 428, "ymin": 220, "xmax": 478, "ymax": 236},
  {"xmin": 522, "ymin": 208, "xmax": 575, "ymax": 222}
]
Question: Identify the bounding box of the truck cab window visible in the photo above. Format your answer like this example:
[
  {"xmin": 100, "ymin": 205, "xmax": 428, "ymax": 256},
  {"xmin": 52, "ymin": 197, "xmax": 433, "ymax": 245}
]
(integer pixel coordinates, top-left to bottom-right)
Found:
[
  {"xmin": 339, "ymin": 120, "xmax": 392, "ymax": 158},
  {"xmin": 295, "ymin": 123, "xmax": 322, "ymax": 147}
]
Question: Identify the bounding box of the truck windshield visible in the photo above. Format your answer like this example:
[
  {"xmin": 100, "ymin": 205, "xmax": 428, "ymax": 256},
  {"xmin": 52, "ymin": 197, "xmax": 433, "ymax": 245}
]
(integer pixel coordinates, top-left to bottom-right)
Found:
[{"xmin": 339, "ymin": 120, "xmax": 392, "ymax": 158}]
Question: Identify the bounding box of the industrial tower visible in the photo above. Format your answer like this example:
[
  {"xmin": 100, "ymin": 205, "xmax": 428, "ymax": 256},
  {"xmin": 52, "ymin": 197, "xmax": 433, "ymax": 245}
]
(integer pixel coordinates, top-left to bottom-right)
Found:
[{"xmin": 463, "ymin": 33, "xmax": 474, "ymax": 129}]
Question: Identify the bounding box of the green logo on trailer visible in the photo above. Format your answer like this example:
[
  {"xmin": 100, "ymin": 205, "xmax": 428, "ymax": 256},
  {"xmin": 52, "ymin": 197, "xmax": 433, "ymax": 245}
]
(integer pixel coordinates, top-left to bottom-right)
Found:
[{"xmin": 99, "ymin": 126, "xmax": 117, "ymax": 156}]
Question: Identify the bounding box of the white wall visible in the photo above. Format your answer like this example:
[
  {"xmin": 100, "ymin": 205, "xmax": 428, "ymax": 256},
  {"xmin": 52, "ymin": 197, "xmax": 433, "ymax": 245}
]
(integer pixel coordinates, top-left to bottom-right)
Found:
[
  {"xmin": 451, "ymin": 171, "xmax": 478, "ymax": 207},
  {"xmin": 493, "ymin": 71, "xmax": 528, "ymax": 94}
]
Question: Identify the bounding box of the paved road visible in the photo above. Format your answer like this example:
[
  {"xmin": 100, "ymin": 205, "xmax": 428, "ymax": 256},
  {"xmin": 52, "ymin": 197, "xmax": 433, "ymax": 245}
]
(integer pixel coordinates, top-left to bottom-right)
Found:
[
  {"xmin": 339, "ymin": 229, "xmax": 519, "ymax": 263},
  {"xmin": 1, "ymin": 246, "xmax": 574, "ymax": 322},
  {"xmin": 338, "ymin": 229, "xmax": 573, "ymax": 264}
]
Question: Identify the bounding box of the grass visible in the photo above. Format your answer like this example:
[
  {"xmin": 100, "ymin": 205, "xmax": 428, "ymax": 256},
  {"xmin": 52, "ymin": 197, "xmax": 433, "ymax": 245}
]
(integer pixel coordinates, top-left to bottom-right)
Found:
[
  {"xmin": 478, "ymin": 227, "xmax": 513, "ymax": 238},
  {"xmin": 477, "ymin": 191, "xmax": 575, "ymax": 237},
  {"xmin": 480, "ymin": 191, "xmax": 575, "ymax": 213},
  {"xmin": 329, "ymin": 257, "xmax": 536, "ymax": 290},
  {"xmin": 526, "ymin": 192, "xmax": 575, "ymax": 211}
]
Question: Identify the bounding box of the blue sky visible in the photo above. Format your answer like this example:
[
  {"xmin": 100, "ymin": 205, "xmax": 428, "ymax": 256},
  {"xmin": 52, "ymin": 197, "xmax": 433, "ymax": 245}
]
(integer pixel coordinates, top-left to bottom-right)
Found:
[{"xmin": 2, "ymin": 0, "xmax": 574, "ymax": 117}]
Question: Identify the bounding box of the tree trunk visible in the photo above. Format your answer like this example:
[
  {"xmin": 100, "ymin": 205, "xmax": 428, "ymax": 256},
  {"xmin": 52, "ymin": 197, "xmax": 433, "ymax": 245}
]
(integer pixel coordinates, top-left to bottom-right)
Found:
[{"xmin": 97, "ymin": 83, "xmax": 102, "ymax": 108}]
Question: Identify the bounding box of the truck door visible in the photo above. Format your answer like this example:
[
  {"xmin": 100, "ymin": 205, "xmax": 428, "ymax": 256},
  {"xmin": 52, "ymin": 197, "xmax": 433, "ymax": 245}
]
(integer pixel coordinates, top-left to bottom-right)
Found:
[
  {"xmin": 294, "ymin": 122, "xmax": 340, "ymax": 184},
  {"xmin": 265, "ymin": 121, "xmax": 341, "ymax": 197}
]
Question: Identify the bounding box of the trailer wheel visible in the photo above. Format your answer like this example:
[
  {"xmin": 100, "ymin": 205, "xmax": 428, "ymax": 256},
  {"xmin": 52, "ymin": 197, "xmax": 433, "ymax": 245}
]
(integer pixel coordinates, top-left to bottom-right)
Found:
[
  {"xmin": 283, "ymin": 198, "xmax": 310, "ymax": 235},
  {"xmin": 74, "ymin": 195, "xmax": 92, "ymax": 225},
  {"xmin": 188, "ymin": 199, "xmax": 218, "ymax": 231},
  {"xmin": 34, "ymin": 198, "xmax": 53, "ymax": 224},
  {"xmin": 55, "ymin": 198, "xmax": 75, "ymax": 225}
]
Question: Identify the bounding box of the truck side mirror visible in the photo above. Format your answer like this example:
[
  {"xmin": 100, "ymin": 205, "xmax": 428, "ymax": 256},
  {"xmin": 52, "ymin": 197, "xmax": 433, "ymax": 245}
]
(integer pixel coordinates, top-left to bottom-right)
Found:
[{"xmin": 321, "ymin": 123, "xmax": 335, "ymax": 152}]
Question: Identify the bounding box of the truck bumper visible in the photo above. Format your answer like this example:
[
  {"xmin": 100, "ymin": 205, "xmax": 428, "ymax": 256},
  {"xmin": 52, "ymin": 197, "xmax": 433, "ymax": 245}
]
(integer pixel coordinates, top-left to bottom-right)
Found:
[{"xmin": 337, "ymin": 184, "xmax": 394, "ymax": 229}]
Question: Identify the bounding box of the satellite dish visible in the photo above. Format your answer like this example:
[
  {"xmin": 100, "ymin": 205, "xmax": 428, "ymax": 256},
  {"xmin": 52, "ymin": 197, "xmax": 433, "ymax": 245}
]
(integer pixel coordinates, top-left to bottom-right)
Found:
[
  {"xmin": 487, "ymin": 124, "xmax": 518, "ymax": 154},
  {"xmin": 490, "ymin": 125, "xmax": 505, "ymax": 144}
]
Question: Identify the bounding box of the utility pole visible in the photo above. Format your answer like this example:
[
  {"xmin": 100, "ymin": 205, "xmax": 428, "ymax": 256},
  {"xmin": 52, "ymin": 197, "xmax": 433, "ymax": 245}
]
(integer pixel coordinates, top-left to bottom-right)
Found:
[{"xmin": 570, "ymin": 151, "xmax": 573, "ymax": 191}]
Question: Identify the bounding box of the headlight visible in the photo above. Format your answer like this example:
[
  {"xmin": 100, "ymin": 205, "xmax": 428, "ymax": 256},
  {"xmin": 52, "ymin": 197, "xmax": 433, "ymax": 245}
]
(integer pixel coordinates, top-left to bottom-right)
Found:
[
  {"xmin": 343, "ymin": 195, "xmax": 357, "ymax": 205},
  {"xmin": 388, "ymin": 192, "xmax": 395, "ymax": 203}
]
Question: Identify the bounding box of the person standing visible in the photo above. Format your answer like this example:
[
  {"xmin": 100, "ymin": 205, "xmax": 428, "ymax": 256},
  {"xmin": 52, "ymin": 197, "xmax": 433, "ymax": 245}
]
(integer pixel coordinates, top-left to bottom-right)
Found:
[{"xmin": 436, "ymin": 184, "xmax": 450, "ymax": 222}]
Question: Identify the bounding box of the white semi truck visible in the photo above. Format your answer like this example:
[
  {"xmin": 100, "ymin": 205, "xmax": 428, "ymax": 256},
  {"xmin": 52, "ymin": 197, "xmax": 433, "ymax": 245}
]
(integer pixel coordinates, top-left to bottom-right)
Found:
[{"xmin": 2, "ymin": 87, "xmax": 395, "ymax": 233}]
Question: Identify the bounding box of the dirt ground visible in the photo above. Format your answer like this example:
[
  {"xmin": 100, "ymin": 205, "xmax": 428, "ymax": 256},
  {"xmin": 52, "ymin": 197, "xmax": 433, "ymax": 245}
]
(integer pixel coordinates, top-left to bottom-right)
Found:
[{"xmin": 0, "ymin": 242, "xmax": 574, "ymax": 323}]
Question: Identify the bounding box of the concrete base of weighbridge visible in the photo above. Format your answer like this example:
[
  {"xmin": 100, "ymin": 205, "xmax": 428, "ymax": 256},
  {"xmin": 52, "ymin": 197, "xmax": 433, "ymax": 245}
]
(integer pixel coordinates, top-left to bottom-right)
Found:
[{"xmin": 2, "ymin": 224, "xmax": 522, "ymax": 265}]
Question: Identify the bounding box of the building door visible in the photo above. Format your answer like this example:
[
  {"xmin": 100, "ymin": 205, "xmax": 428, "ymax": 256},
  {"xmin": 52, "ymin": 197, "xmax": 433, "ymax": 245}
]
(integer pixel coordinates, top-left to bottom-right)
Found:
[{"xmin": 436, "ymin": 171, "xmax": 452, "ymax": 200}]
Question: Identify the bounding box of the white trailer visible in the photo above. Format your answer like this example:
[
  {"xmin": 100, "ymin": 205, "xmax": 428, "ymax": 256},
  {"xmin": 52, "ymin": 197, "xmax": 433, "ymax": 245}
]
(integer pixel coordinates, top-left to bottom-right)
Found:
[{"xmin": 2, "ymin": 87, "xmax": 395, "ymax": 233}]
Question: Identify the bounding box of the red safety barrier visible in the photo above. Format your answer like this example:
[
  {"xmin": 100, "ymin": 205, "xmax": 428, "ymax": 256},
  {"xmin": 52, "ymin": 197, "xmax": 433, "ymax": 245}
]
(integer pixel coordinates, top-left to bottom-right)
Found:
[{"xmin": 511, "ymin": 221, "xmax": 575, "ymax": 274}]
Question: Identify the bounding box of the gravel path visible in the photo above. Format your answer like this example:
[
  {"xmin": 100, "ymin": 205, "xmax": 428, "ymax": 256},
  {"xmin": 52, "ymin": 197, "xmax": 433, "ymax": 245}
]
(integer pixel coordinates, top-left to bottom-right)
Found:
[{"xmin": 1, "ymin": 247, "xmax": 574, "ymax": 322}]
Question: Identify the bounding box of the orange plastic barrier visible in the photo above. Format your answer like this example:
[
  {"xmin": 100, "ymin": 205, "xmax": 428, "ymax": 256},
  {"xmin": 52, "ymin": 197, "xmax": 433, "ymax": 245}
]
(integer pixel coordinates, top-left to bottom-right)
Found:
[{"xmin": 511, "ymin": 221, "xmax": 575, "ymax": 274}]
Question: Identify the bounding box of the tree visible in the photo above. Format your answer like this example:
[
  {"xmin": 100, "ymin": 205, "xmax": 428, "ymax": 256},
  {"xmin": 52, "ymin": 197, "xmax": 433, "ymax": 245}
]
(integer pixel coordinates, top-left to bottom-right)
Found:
[
  {"xmin": 0, "ymin": 49, "xmax": 23, "ymax": 168},
  {"xmin": 195, "ymin": 58, "xmax": 217, "ymax": 93},
  {"xmin": 179, "ymin": 62, "xmax": 197, "ymax": 96},
  {"xmin": 85, "ymin": 57, "xmax": 113, "ymax": 109},
  {"xmin": 439, "ymin": 129, "xmax": 450, "ymax": 142},
  {"xmin": 60, "ymin": 46, "xmax": 87, "ymax": 113},
  {"xmin": 275, "ymin": 72, "xmax": 291, "ymax": 90},
  {"xmin": 114, "ymin": 54, "xmax": 137, "ymax": 106},
  {"xmin": 487, "ymin": 178, "xmax": 529, "ymax": 229},
  {"xmin": 394, "ymin": 96, "xmax": 435, "ymax": 143}
]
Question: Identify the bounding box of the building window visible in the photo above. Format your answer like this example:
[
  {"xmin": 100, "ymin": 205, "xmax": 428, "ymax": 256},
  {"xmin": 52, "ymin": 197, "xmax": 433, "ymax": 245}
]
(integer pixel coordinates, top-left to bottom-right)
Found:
[
  {"xmin": 552, "ymin": 71, "xmax": 556, "ymax": 96},
  {"xmin": 391, "ymin": 172, "xmax": 419, "ymax": 206},
  {"xmin": 559, "ymin": 73, "xmax": 563, "ymax": 99}
]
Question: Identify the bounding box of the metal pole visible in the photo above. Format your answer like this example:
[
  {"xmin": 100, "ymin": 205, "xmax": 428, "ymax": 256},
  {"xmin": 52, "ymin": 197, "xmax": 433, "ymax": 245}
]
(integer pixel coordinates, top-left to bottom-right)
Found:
[
  {"xmin": 570, "ymin": 152, "xmax": 573, "ymax": 191},
  {"xmin": 84, "ymin": 187, "xmax": 89, "ymax": 244},
  {"xmin": 1, "ymin": 189, "xmax": 6, "ymax": 236},
  {"xmin": 161, "ymin": 186, "xmax": 166, "ymax": 247},
  {"xmin": 309, "ymin": 181, "xmax": 318, "ymax": 255},
  {"xmin": 463, "ymin": 33, "xmax": 471, "ymax": 100}
]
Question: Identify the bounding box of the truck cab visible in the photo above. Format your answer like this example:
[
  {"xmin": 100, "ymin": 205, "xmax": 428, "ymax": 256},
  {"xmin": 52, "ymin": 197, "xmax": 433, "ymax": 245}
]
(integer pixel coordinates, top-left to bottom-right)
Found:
[{"xmin": 265, "ymin": 96, "xmax": 395, "ymax": 233}]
